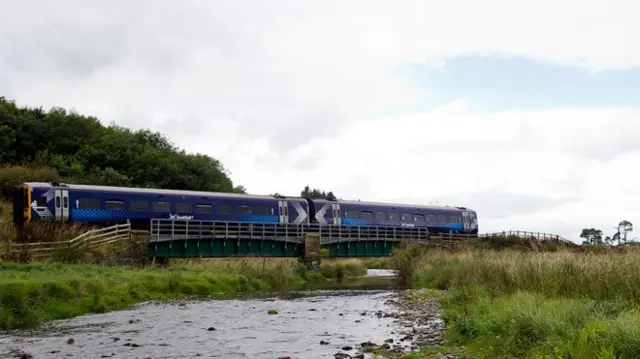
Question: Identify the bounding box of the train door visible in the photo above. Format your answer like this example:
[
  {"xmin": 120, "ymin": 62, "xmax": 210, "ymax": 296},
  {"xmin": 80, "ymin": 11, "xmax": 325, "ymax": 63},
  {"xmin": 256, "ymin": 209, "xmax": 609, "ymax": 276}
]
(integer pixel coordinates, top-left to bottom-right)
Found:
[
  {"xmin": 54, "ymin": 189, "xmax": 70, "ymax": 221},
  {"xmin": 278, "ymin": 200, "xmax": 289, "ymax": 224},
  {"xmin": 331, "ymin": 203, "xmax": 341, "ymax": 225}
]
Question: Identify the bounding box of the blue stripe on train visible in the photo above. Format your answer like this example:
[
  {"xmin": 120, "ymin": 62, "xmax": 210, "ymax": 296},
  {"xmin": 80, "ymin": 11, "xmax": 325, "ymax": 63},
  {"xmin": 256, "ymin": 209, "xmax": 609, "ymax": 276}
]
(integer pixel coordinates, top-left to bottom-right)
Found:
[
  {"xmin": 70, "ymin": 209, "xmax": 280, "ymax": 223},
  {"xmin": 342, "ymin": 218, "xmax": 464, "ymax": 232}
]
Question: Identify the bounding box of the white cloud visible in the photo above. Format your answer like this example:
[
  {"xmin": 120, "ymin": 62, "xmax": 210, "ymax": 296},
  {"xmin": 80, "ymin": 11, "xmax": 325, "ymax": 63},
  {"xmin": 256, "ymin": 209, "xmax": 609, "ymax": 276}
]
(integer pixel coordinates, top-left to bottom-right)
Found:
[{"xmin": 1, "ymin": 0, "xmax": 639, "ymax": 242}]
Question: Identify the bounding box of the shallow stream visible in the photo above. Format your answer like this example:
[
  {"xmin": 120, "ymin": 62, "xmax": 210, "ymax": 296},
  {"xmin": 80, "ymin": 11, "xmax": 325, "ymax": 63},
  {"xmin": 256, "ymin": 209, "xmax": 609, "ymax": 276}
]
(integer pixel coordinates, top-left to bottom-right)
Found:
[{"xmin": 0, "ymin": 269, "xmax": 425, "ymax": 359}]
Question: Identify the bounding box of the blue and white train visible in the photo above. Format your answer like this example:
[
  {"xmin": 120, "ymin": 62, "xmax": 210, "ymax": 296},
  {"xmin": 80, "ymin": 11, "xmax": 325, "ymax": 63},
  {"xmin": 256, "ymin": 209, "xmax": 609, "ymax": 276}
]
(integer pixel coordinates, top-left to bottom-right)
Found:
[{"xmin": 12, "ymin": 182, "xmax": 479, "ymax": 235}]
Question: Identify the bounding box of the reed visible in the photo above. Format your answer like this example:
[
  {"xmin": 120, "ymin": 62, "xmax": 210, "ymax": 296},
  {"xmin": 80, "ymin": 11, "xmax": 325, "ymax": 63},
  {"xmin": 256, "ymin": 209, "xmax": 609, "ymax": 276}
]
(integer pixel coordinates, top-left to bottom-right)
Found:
[{"xmin": 391, "ymin": 243, "xmax": 640, "ymax": 358}]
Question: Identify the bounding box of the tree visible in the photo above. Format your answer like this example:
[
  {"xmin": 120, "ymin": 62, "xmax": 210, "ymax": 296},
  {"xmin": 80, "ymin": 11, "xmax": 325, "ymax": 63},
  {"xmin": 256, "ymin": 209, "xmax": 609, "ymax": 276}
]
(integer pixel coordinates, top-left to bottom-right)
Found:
[
  {"xmin": 617, "ymin": 220, "xmax": 633, "ymax": 245},
  {"xmin": 0, "ymin": 97, "xmax": 244, "ymax": 193},
  {"xmin": 580, "ymin": 228, "xmax": 604, "ymax": 245},
  {"xmin": 300, "ymin": 185, "xmax": 337, "ymax": 201}
]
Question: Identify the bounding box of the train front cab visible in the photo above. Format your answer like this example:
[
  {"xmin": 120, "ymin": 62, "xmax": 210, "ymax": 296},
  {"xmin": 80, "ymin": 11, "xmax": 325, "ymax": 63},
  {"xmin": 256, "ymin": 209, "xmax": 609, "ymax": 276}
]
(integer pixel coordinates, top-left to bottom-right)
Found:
[{"xmin": 12, "ymin": 185, "xmax": 31, "ymax": 226}]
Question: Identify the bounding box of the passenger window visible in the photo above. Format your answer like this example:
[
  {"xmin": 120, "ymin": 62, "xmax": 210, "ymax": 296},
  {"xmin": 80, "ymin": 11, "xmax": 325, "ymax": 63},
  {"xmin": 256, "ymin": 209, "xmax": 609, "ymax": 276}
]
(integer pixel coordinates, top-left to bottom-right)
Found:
[
  {"xmin": 256, "ymin": 206, "xmax": 271, "ymax": 215},
  {"xmin": 217, "ymin": 205, "xmax": 232, "ymax": 214},
  {"xmin": 426, "ymin": 215, "xmax": 437, "ymax": 224},
  {"xmin": 401, "ymin": 213, "xmax": 413, "ymax": 222},
  {"xmin": 105, "ymin": 200, "xmax": 125, "ymax": 210},
  {"xmin": 374, "ymin": 212, "xmax": 387, "ymax": 221},
  {"xmin": 414, "ymin": 214, "xmax": 425, "ymax": 223},
  {"xmin": 175, "ymin": 202, "xmax": 193, "ymax": 213},
  {"xmin": 450, "ymin": 215, "xmax": 461, "ymax": 223},
  {"xmin": 78, "ymin": 198, "xmax": 100, "ymax": 209},
  {"xmin": 55, "ymin": 196, "xmax": 60, "ymax": 208},
  {"xmin": 360, "ymin": 211, "xmax": 374, "ymax": 220},
  {"xmin": 152, "ymin": 201, "xmax": 171, "ymax": 212},
  {"xmin": 437, "ymin": 215, "xmax": 447, "ymax": 223},
  {"xmin": 63, "ymin": 197, "xmax": 68, "ymax": 209},
  {"xmin": 238, "ymin": 205, "xmax": 253, "ymax": 214},
  {"xmin": 196, "ymin": 204, "xmax": 213, "ymax": 213},
  {"xmin": 130, "ymin": 200, "xmax": 149, "ymax": 211},
  {"xmin": 345, "ymin": 211, "xmax": 360, "ymax": 219},
  {"xmin": 388, "ymin": 213, "xmax": 399, "ymax": 221}
]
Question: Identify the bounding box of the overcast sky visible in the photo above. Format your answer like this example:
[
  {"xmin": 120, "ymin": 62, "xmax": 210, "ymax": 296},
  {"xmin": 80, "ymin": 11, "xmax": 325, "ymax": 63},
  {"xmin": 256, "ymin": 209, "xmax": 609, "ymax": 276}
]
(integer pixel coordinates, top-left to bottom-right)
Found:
[{"xmin": 1, "ymin": 0, "xmax": 638, "ymax": 242}]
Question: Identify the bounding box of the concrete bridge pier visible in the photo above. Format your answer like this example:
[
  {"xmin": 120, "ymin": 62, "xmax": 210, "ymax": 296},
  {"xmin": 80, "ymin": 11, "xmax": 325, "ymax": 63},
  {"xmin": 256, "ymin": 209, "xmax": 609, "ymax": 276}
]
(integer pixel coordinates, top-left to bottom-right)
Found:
[{"xmin": 302, "ymin": 232, "xmax": 321, "ymax": 270}]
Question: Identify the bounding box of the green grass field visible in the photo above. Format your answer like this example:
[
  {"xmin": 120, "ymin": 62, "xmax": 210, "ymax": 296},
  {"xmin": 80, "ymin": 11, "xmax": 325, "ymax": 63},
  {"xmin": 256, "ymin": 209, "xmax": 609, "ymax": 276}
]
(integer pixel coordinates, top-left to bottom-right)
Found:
[{"xmin": 391, "ymin": 243, "xmax": 640, "ymax": 359}]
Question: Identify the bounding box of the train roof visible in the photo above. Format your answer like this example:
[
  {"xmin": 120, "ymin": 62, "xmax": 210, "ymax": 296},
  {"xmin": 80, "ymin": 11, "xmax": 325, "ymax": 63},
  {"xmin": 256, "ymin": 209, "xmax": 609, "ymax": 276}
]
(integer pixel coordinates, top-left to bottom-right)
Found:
[
  {"xmin": 311, "ymin": 198, "xmax": 475, "ymax": 212},
  {"xmin": 23, "ymin": 182, "xmax": 307, "ymax": 202}
]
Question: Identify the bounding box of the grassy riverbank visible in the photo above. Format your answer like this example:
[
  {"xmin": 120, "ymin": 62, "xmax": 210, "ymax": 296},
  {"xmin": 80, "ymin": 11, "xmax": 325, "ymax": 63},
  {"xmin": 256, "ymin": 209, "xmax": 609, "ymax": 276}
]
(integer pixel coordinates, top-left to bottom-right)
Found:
[
  {"xmin": 392, "ymin": 243, "xmax": 640, "ymax": 359},
  {"xmin": 0, "ymin": 257, "xmax": 368, "ymax": 330}
]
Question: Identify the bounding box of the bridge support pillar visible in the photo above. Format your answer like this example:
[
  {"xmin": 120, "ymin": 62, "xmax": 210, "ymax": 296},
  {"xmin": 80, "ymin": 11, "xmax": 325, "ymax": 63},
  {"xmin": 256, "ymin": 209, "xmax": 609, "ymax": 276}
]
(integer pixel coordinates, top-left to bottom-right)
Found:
[{"xmin": 302, "ymin": 233, "xmax": 321, "ymax": 270}]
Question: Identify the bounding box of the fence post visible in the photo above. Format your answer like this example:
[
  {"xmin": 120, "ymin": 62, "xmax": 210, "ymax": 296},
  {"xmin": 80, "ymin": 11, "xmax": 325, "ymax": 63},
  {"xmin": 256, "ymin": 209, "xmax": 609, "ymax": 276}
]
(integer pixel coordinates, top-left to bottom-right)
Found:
[{"xmin": 127, "ymin": 219, "xmax": 132, "ymax": 241}]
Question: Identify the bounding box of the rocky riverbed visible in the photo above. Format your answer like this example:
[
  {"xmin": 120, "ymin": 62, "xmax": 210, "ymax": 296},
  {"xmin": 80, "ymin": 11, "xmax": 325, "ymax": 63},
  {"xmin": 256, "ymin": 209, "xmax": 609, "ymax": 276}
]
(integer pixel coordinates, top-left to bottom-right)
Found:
[{"xmin": 0, "ymin": 273, "xmax": 463, "ymax": 359}]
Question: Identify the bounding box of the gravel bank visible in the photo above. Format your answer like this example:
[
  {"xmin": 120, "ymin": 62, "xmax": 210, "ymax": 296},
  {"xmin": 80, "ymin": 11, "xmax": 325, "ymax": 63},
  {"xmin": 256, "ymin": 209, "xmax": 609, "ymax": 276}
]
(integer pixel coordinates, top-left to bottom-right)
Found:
[{"xmin": 330, "ymin": 289, "xmax": 468, "ymax": 359}]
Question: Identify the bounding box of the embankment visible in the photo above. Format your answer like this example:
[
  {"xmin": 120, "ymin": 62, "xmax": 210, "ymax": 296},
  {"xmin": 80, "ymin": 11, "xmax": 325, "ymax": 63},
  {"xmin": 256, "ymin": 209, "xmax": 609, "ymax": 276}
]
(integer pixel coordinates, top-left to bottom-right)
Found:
[
  {"xmin": 0, "ymin": 258, "xmax": 368, "ymax": 330},
  {"xmin": 392, "ymin": 242, "xmax": 640, "ymax": 359}
]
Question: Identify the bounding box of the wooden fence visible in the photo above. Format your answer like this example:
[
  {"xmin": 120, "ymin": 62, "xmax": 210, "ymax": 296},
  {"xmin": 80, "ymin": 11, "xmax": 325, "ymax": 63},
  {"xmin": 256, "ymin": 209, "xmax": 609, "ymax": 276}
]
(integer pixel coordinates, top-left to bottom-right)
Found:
[{"xmin": 6, "ymin": 222, "xmax": 132, "ymax": 259}]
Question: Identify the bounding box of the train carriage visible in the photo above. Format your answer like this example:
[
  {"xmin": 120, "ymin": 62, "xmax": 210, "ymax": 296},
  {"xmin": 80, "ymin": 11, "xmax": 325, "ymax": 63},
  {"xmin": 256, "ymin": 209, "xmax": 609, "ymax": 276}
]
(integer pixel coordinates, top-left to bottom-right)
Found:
[
  {"xmin": 13, "ymin": 182, "xmax": 310, "ymax": 230},
  {"xmin": 308, "ymin": 198, "xmax": 478, "ymax": 235},
  {"xmin": 12, "ymin": 182, "xmax": 478, "ymax": 236}
]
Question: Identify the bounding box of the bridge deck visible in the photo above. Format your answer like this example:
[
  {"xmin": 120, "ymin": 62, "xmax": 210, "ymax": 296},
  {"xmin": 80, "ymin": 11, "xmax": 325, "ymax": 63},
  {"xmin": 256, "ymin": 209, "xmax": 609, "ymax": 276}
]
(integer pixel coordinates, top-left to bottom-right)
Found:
[{"xmin": 148, "ymin": 219, "xmax": 434, "ymax": 258}]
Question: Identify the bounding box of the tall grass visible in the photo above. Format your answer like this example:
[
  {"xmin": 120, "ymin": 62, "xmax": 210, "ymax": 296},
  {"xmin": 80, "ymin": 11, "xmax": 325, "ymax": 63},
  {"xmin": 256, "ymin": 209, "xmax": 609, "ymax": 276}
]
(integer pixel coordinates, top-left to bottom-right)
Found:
[
  {"xmin": 409, "ymin": 247, "xmax": 640, "ymax": 304},
  {"xmin": 0, "ymin": 201, "xmax": 14, "ymax": 252},
  {"xmin": 0, "ymin": 257, "xmax": 368, "ymax": 330},
  {"xmin": 392, "ymin": 243, "xmax": 640, "ymax": 358},
  {"xmin": 360, "ymin": 257, "xmax": 394, "ymax": 269},
  {"xmin": 319, "ymin": 258, "xmax": 368, "ymax": 280}
]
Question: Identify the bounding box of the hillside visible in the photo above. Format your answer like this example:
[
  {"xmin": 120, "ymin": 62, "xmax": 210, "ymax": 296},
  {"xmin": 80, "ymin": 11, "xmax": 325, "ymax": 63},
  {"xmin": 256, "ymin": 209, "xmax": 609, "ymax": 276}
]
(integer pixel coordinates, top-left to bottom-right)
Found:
[{"xmin": 0, "ymin": 97, "xmax": 246, "ymax": 194}]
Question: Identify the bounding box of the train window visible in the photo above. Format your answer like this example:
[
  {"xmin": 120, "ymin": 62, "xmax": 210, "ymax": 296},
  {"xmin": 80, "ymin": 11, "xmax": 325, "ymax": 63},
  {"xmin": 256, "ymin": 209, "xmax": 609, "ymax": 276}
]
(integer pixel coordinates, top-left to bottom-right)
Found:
[
  {"xmin": 374, "ymin": 212, "xmax": 387, "ymax": 221},
  {"xmin": 175, "ymin": 202, "xmax": 193, "ymax": 213},
  {"xmin": 55, "ymin": 196, "xmax": 60, "ymax": 208},
  {"xmin": 130, "ymin": 200, "xmax": 149, "ymax": 211},
  {"xmin": 450, "ymin": 216, "xmax": 461, "ymax": 223},
  {"xmin": 255, "ymin": 206, "xmax": 271, "ymax": 215},
  {"xmin": 401, "ymin": 213, "xmax": 413, "ymax": 222},
  {"xmin": 196, "ymin": 204, "xmax": 213, "ymax": 213},
  {"xmin": 345, "ymin": 210, "xmax": 360, "ymax": 219},
  {"xmin": 217, "ymin": 204, "xmax": 232, "ymax": 214},
  {"xmin": 388, "ymin": 212, "xmax": 399, "ymax": 221},
  {"xmin": 105, "ymin": 200, "xmax": 125, "ymax": 210},
  {"xmin": 360, "ymin": 211, "xmax": 374, "ymax": 220},
  {"xmin": 437, "ymin": 215, "xmax": 447, "ymax": 223},
  {"xmin": 414, "ymin": 214, "xmax": 425, "ymax": 223},
  {"xmin": 36, "ymin": 197, "xmax": 47, "ymax": 207},
  {"xmin": 78, "ymin": 198, "xmax": 100, "ymax": 209},
  {"xmin": 426, "ymin": 215, "xmax": 437, "ymax": 224},
  {"xmin": 152, "ymin": 201, "xmax": 171, "ymax": 212},
  {"xmin": 238, "ymin": 205, "xmax": 253, "ymax": 214},
  {"xmin": 63, "ymin": 197, "xmax": 68, "ymax": 209}
]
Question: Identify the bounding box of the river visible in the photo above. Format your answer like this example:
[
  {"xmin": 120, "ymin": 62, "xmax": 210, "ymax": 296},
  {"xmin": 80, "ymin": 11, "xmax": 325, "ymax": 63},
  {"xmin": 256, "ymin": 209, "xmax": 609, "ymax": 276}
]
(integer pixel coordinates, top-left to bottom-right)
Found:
[{"xmin": 0, "ymin": 269, "xmax": 446, "ymax": 359}]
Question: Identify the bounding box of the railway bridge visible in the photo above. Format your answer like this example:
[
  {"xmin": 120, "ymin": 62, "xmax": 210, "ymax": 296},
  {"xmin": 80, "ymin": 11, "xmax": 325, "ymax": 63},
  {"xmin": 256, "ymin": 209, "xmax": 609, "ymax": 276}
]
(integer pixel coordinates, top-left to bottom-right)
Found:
[
  {"xmin": 4, "ymin": 219, "xmax": 572, "ymax": 262},
  {"xmin": 147, "ymin": 218, "xmax": 432, "ymax": 260}
]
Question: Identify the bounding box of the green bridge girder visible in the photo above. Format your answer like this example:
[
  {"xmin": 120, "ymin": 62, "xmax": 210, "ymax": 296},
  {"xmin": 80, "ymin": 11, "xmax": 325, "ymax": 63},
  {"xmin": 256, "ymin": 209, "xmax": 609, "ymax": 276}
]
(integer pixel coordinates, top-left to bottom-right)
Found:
[
  {"xmin": 147, "ymin": 238, "xmax": 401, "ymax": 258},
  {"xmin": 147, "ymin": 219, "xmax": 422, "ymax": 259}
]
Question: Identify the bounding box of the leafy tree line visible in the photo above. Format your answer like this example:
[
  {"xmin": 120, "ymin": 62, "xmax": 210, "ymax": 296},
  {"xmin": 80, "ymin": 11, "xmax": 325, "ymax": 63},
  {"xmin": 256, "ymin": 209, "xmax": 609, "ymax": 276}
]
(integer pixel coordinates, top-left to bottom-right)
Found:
[
  {"xmin": 0, "ymin": 97, "xmax": 246, "ymax": 195},
  {"xmin": 580, "ymin": 220, "xmax": 635, "ymax": 246},
  {"xmin": 300, "ymin": 185, "xmax": 337, "ymax": 201}
]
